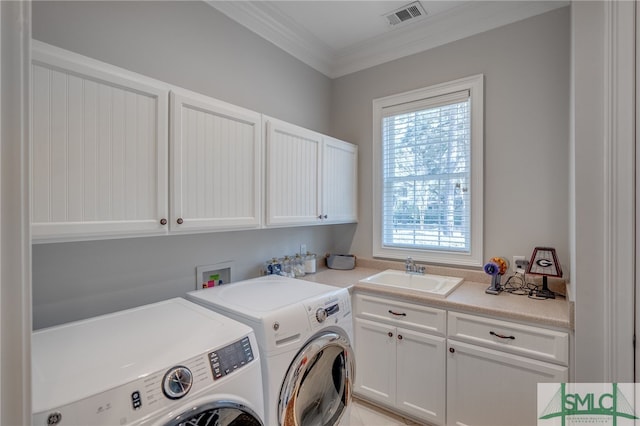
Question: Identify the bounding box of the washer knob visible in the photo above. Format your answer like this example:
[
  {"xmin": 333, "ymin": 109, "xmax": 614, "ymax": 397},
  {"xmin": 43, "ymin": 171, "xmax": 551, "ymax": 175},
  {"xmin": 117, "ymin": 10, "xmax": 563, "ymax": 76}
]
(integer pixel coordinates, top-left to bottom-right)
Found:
[{"xmin": 315, "ymin": 308, "xmax": 328, "ymax": 323}]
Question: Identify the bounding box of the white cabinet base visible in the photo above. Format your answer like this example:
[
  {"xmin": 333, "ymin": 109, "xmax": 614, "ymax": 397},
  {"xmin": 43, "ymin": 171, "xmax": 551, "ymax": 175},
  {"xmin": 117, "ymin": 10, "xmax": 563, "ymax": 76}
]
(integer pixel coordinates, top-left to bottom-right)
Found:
[{"xmin": 446, "ymin": 340, "xmax": 568, "ymax": 426}]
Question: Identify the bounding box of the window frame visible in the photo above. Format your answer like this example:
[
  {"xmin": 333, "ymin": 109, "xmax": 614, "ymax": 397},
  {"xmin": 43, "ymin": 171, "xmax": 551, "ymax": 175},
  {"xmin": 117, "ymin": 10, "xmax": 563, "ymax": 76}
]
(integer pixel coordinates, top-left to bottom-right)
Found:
[{"xmin": 372, "ymin": 74, "xmax": 484, "ymax": 267}]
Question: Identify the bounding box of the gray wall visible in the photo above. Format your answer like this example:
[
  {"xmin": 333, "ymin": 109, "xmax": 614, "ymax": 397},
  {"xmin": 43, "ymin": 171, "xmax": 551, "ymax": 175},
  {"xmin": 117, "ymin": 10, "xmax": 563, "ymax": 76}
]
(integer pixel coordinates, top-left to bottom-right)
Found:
[
  {"xmin": 31, "ymin": 1, "xmax": 352, "ymax": 329},
  {"xmin": 331, "ymin": 7, "xmax": 570, "ymax": 271},
  {"xmin": 32, "ymin": 0, "xmax": 331, "ymax": 133}
]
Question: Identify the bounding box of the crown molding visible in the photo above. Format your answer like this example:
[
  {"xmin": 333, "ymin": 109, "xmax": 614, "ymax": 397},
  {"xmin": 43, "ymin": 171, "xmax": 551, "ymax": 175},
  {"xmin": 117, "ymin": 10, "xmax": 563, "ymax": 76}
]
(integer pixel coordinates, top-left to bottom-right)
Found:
[
  {"xmin": 206, "ymin": 1, "xmax": 335, "ymax": 76},
  {"xmin": 207, "ymin": 1, "xmax": 569, "ymax": 79}
]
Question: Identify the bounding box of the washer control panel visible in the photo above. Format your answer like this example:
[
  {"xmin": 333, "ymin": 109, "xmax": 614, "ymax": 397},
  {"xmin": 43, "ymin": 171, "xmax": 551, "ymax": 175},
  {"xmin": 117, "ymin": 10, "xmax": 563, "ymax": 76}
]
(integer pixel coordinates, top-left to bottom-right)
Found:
[{"xmin": 305, "ymin": 290, "xmax": 351, "ymax": 329}]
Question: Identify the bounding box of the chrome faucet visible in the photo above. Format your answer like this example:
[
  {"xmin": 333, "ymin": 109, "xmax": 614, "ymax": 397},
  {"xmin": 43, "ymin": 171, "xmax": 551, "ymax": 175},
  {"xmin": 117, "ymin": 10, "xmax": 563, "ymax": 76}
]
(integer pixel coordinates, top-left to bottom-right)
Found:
[{"xmin": 405, "ymin": 257, "xmax": 426, "ymax": 274}]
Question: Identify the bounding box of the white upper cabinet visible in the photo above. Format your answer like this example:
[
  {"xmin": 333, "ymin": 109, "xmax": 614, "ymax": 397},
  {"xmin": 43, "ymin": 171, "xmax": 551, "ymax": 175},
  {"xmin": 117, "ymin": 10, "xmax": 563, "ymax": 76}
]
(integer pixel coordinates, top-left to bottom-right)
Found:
[
  {"xmin": 322, "ymin": 136, "xmax": 358, "ymax": 224},
  {"xmin": 264, "ymin": 116, "xmax": 358, "ymax": 227},
  {"xmin": 265, "ymin": 117, "xmax": 322, "ymax": 226},
  {"xmin": 170, "ymin": 90, "xmax": 262, "ymax": 232},
  {"xmin": 31, "ymin": 41, "xmax": 169, "ymax": 242},
  {"xmin": 31, "ymin": 43, "xmax": 357, "ymax": 242}
]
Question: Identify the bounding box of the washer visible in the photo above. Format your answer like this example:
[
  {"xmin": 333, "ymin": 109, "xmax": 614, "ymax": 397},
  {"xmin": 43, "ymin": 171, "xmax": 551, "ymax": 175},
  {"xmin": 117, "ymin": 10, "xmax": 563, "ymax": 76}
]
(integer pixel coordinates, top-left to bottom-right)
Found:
[
  {"xmin": 32, "ymin": 298, "xmax": 264, "ymax": 426},
  {"xmin": 185, "ymin": 275, "xmax": 355, "ymax": 426}
]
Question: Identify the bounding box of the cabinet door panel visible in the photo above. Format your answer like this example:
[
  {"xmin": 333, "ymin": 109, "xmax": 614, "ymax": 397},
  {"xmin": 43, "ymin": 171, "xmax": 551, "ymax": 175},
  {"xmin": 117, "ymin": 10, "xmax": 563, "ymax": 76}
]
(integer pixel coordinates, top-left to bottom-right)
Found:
[
  {"xmin": 447, "ymin": 340, "xmax": 568, "ymax": 426},
  {"xmin": 322, "ymin": 136, "xmax": 357, "ymax": 223},
  {"xmin": 31, "ymin": 42, "xmax": 169, "ymax": 242},
  {"xmin": 170, "ymin": 90, "xmax": 262, "ymax": 231},
  {"xmin": 396, "ymin": 327, "xmax": 446, "ymax": 425},
  {"xmin": 354, "ymin": 318, "xmax": 396, "ymax": 407},
  {"xmin": 265, "ymin": 117, "xmax": 322, "ymax": 226}
]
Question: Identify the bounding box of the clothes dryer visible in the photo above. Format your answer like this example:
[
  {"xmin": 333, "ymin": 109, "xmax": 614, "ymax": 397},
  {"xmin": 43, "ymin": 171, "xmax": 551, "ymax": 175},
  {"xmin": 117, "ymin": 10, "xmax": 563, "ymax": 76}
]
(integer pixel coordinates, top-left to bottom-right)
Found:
[
  {"xmin": 186, "ymin": 275, "xmax": 355, "ymax": 426},
  {"xmin": 32, "ymin": 298, "xmax": 264, "ymax": 426}
]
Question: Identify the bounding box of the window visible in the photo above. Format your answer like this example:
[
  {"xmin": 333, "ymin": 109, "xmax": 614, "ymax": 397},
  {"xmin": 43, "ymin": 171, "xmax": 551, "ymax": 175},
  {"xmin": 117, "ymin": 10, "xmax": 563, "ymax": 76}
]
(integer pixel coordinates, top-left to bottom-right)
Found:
[{"xmin": 372, "ymin": 75, "xmax": 483, "ymax": 267}]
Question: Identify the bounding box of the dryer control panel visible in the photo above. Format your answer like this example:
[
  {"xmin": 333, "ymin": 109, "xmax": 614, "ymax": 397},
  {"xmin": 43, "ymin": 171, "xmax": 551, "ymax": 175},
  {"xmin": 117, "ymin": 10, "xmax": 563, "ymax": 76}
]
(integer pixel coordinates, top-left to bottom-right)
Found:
[
  {"xmin": 32, "ymin": 335, "xmax": 257, "ymax": 426},
  {"xmin": 209, "ymin": 335, "xmax": 255, "ymax": 380}
]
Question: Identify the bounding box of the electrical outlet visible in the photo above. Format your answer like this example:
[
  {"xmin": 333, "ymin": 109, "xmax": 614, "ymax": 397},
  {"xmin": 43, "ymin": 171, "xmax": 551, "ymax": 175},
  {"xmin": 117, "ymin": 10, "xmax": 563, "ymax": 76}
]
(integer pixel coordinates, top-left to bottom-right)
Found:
[
  {"xmin": 512, "ymin": 255, "xmax": 529, "ymax": 273},
  {"xmin": 300, "ymin": 244, "xmax": 307, "ymax": 255}
]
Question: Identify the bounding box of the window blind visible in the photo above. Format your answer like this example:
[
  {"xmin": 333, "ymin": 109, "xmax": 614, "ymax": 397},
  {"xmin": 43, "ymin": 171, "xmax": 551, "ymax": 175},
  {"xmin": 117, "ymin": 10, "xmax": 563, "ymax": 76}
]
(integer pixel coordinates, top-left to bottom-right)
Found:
[{"xmin": 381, "ymin": 91, "xmax": 471, "ymax": 252}]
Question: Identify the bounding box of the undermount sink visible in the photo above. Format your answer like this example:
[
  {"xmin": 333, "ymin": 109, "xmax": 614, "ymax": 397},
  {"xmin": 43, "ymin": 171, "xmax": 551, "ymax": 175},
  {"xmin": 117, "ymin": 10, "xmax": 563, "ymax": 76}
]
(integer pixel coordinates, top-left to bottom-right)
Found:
[{"xmin": 359, "ymin": 269, "xmax": 464, "ymax": 297}]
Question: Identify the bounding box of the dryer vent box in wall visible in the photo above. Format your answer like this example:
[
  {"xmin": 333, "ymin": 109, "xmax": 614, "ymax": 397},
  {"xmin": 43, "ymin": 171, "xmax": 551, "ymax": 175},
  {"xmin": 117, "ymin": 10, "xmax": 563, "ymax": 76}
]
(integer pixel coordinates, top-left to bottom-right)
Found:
[{"xmin": 196, "ymin": 262, "xmax": 233, "ymax": 289}]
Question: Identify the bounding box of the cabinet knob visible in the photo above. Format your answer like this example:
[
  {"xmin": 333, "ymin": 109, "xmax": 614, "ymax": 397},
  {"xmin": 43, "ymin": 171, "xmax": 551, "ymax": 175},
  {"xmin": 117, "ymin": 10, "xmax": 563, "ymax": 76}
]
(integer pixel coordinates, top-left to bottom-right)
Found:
[
  {"xmin": 388, "ymin": 332, "xmax": 393, "ymax": 338},
  {"xmin": 323, "ymin": 214, "xmax": 328, "ymax": 219},
  {"xmin": 177, "ymin": 218, "xmax": 184, "ymax": 225},
  {"xmin": 160, "ymin": 218, "xmax": 167, "ymax": 226},
  {"xmin": 397, "ymin": 334, "xmax": 403, "ymax": 340},
  {"xmin": 449, "ymin": 347, "xmax": 455, "ymax": 353},
  {"xmin": 318, "ymin": 215, "xmax": 323, "ymax": 219}
]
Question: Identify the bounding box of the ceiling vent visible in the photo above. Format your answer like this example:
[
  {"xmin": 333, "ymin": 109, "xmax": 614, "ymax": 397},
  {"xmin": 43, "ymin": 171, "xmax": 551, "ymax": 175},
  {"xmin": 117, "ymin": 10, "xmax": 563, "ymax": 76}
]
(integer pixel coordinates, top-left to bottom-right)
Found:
[{"xmin": 384, "ymin": 1, "xmax": 427, "ymax": 26}]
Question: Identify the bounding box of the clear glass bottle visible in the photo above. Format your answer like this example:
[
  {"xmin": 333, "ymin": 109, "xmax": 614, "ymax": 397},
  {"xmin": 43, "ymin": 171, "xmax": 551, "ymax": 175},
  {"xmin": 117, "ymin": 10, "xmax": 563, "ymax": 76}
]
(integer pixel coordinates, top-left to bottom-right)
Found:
[
  {"xmin": 304, "ymin": 252, "xmax": 317, "ymax": 274},
  {"xmin": 294, "ymin": 253, "xmax": 306, "ymax": 277},
  {"xmin": 281, "ymin": 256, "xmax": 293, "ymax": 277}
]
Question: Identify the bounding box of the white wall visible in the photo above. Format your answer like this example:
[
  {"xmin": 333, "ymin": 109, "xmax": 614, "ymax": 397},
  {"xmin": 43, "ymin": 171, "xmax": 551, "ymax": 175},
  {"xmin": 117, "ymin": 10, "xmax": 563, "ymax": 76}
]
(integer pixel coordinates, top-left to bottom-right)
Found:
[
  {"xmin": 571, "ymin": 1, "xmax": 635, "ymax": 382},
  {"xmin": 330, "ymin": 7, "xmax": 570, "ymax": 272},
  {"xmin": 31, "ymin": 1, "xmax": 355, "ymax": 329},
  {"xmin": 1, "ymin": 1, "xmax": 32, "ymax": 423}
]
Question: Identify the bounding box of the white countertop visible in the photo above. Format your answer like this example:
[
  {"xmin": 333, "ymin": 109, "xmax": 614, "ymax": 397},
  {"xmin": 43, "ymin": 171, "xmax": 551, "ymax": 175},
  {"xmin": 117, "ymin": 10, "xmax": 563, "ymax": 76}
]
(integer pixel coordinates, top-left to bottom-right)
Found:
[{"xmin": 301, "ymin": 258, "xmax": 573, "ymax": 330}]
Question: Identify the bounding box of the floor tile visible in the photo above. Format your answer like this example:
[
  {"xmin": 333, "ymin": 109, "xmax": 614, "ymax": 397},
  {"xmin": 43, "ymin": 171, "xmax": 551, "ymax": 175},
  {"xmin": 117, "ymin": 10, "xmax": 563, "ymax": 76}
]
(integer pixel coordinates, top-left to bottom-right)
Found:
[{"xmin": 343, "ymin": 398, "xmax": 421, "ymax": 426}]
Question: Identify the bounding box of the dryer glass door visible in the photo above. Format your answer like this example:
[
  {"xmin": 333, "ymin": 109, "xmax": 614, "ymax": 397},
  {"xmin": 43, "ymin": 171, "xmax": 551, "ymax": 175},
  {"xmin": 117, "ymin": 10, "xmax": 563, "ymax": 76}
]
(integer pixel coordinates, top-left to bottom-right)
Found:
[
  {"xmin": 164, "ymin": 400, "xmax": 263, "ymax": 426},
  {"xmin": 279, "ymin": 331, "xmax": 355, "ymax": 426}
]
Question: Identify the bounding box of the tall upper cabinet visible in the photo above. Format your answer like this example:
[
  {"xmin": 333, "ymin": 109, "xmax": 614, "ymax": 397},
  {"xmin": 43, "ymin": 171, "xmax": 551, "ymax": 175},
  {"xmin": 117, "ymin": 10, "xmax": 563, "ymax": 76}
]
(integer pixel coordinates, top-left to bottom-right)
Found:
[
  {"xmin": 31, "ymin": 41, "xmax": 169, "ymax": 242},
  {"xmin": 264, "ymin": 116, "xmax": 358, "ymax": 227},
  {"xmin": 170, "ymin": 90, "xmax": 262, "ymax": 232},
  {"xmin": 322, "ymin": 136, "xmax": 358, "ymax": 224}
]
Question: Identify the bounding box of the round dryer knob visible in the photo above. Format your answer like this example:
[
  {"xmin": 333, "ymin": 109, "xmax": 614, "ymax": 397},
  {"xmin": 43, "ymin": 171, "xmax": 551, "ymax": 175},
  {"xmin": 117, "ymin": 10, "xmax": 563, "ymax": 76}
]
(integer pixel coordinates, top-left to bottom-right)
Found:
[
  {"xmin": 315, "ymin": 308, "xmax": 328, "ymax": 323},
  {"xmin": 162, "ymin": 366, "xmax": 193, "ymax": 400}
]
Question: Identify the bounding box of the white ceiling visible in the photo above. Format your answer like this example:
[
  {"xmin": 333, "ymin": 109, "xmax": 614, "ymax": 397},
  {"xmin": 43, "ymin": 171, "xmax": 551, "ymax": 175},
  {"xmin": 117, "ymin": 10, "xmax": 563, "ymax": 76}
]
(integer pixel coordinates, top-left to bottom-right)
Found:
[{"xmin": 207, "ymin": 0, "xmax": 569, "ymax": 78}]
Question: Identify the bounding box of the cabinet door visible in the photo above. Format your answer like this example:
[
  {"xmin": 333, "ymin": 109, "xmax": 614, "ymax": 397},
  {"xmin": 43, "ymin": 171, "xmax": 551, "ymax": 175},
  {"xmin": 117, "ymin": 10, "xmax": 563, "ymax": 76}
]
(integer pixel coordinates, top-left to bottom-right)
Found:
[
  {"xmin": 353, "ymin": 318, "xmax": 396, "ymax": 407},
  {"xmin": 322, "ymin": 136, "xmax": 358, "ymax": 224},
  {"xmin": 31, "ymin": 42, "xmax": 169, "ymax": 242},
  {"xmin": 396, "ymin": 327, "xmax": 446, "ymax": 425},
  {"xmin": 265, "ymin": 117, "xmax": 322, "ymax": 226},
  {"xmin": 447, "ymin": 340, "xmax": 568, "ymax": 426},
  {"xmin": 170, "ymin": 90, "xmax": 262, "ymax": 232}
]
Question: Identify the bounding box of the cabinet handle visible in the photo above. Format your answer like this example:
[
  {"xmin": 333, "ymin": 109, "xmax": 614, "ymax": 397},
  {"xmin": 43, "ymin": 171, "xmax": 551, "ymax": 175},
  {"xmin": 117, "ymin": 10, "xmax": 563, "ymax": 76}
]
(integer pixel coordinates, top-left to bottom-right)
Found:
[
  {"xmin": 177, "ymin": 218, "xmax": 184, "ymax": 225},
  {"xmin": 388, "ymin": 332, "xmax": 393, "ymax": 338},
  {"xmin": 397, "ymin": 334, "xmax": 403, "ymax": 340},
  {"xmin": 490, "ymin": 331, "xmax": 515, "ymax": 340},
  {"xmin": 388, "ymin": 310, "xmax": 407, "ymax": 317},
  {"xmin": 449, "ymin": 347, "xmax": 455, "ymax": 353},
  {"xmin": 160, "ymin": 218, "xmax": 167, "ymax": 226}
]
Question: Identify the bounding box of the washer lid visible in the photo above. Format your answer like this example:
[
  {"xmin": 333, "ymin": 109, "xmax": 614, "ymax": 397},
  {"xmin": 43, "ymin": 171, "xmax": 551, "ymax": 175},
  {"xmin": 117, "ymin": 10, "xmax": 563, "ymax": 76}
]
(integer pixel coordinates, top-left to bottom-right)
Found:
[
  {"xmin": 32, "ymin": 298, "xmax": 254, "ymax": 413},
  {"xmin": 186, "ymin": 276, "xmax": 343, "ymax": 319}
]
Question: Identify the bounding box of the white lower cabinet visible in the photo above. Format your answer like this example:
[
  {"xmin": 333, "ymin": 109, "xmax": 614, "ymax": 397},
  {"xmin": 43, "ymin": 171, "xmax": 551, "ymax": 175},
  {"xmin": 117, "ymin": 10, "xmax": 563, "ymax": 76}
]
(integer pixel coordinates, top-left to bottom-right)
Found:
[
  {"xmin": 446, "ymin": 311, "xmax": 569, "ymax": 426},
  {"xmin": 353, "ymin": 292, "xmax": 570, "ymax": 426},
  {"xmin": 354, "ymin": 294, "xmax": 446, "ymax": 425},
  {"xmin": 446, "ymin": 340, "xmax": 567, "ymax": 426}
]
